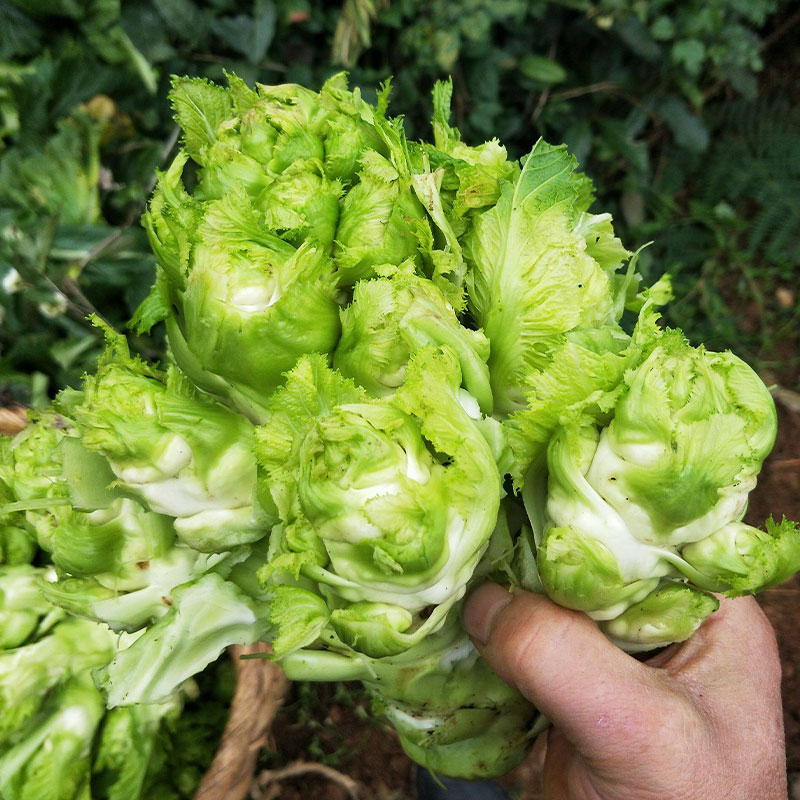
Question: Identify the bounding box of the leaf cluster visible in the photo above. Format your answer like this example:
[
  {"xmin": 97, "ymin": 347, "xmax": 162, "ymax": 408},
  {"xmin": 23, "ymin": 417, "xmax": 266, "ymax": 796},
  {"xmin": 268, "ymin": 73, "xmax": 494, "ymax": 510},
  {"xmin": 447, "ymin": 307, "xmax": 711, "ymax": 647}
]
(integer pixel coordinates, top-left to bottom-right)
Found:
[{"xmin": 0, "ymin": 0, "xmax": 797, "ymax": 407}]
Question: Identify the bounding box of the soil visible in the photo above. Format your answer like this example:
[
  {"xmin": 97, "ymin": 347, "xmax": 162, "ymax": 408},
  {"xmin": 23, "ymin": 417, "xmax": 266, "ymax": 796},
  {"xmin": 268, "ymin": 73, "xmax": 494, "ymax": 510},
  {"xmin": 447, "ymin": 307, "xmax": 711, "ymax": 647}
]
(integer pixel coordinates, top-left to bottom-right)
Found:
[
  {"xmin": 749, "ymin": 404, "xmax": 800, "ymax": 772},
  {"xmin": 261, "ymin": 401, "xmax": 800, "ymax": 800},
  {"xmin": 262, "ymin": 684, "xmax": 413, "ymax": 800}
]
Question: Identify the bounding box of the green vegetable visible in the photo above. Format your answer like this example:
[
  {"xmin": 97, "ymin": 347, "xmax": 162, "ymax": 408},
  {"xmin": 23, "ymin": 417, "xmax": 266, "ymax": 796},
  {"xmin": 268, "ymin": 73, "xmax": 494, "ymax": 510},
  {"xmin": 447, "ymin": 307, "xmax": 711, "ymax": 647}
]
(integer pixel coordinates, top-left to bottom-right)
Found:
[
  {"xmin": 0, "ymin": 673, "xmax": 106, "ymax": 800},
  {"xmin": 463, "ymin": 138, "xmax": 630, "ymax": 416},
  {"xmin": 280, "ymin": 617, "xmax": 541, "ymax": 779},
  {"xmin": 256, "ymin": 345, "xmax": 501, "ymax": 659},
  {"xmin": 67, "ymin": 328, "xmax": 268, "ymax": 553},
  {"xmin": 0, "ymin": 450, "xmax": 37, "ymax": 566},
  {"xmin": 0, "ymin": 565, "xmax": 57, "ymax": 649},
  {"xmin": 582, "ymin": 334, "xmax": 776, "ymax": 541},
  {"xmin": 132, "ymin": 76, "xmax": 362, "ymax": 423},
  {"xmin": 599, "ymin": 583, "xmax": 719, "ymax": 651},
  {"xmin": 334, "ymin": 266, "xmax": 493, "ymax": 412},
  {"xmin": 92, "ymin": 697, "xmax": 182, "ymax": 800},
  {"xmin": 37, "ymin": 545, "xmax": 229, "ymax": 632},
  {"xmin": 333, "ymin": 144, "xmax": 427, "ymax": 286},
  {"xmin": 2, "ymin": 70, "xmax": 796, "ymax": 785},
  {"xmin": 530, "ymin": 329, "xmax": 796, "ymax": 647},
  {"xmin": 96, "ymin": 573, "xmax": 271, "ymax": 706},
  {"xmin": 0, "ymin": 615, "xmax": 116, "ymax": 747},
  {"xmin": 0, "ymin": 564, "xmax": 226, "ymax": 800}
]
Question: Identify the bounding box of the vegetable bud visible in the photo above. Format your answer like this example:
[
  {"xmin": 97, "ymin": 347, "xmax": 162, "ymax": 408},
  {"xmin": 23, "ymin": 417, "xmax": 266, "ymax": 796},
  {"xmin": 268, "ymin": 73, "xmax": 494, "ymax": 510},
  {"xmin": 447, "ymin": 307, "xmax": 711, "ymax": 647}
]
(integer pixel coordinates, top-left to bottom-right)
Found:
[
  {"xmin": 600, "ymin": 583, "xmax": 718, "ymax": 650},
  {"xmin": 680, "ymin": 518, "xmax": 800, "ymax": 595},
  {"xmin": 334, "ymin": 150, "xmax": 427, "ymax": 286},
  {"xmin": 464, "ymin": 140, "xmax": 627, "ymax": 416},
  {"xmin": 537, "ymin": 526, "xmax": 659, "ymax": 620},
  {"xmin": 256, "ymin": 160, "xmax": 342, "ymax": 250},
  {"xmin": 139, "ymin": 165, "xmax": 341, "ymax": 421},
  {"xmin": 585, "ymin": 335, "xmax": 777, "ymax": 544},
  {"xmin": 257, "ymin": 346, "xmax": 501, "ymax": 658},
  {"xmin": 69, "ymin": 333, "xmax": 266, "ymax": 552},
  {"xmin": 0, "ymin": 566, "xmax": 54, "ymax": 650},
  {"xmin": 334, "ymin": 270, "xmax": 492, "ymax": 412}
]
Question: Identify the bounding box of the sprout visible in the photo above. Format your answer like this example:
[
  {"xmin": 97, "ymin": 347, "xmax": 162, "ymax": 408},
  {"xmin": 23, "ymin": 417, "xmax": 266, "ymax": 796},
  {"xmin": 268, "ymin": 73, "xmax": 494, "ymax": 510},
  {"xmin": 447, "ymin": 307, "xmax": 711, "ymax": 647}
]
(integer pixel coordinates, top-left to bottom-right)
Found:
[
  {"xmin": 334, "ymin": 268, "xmax": 492, "ymax": 413},
  {"xmin": 92, "ymin": 695, "xmax": 182, "ymax": 798},
  {"xmin": 256, "ymin": 347, "xmax": 501, "ymax": 659},
  {"xmin": 40, "ymin": 498, "xmax": 175, "ymax": 579},
  {"xmin": 0, "ymin": 463, "xmax": 37, "ymax": 567},
  {"xmin": 428, "ymin": 78, "xmax": 514, "ymax": 215},
  {"xmin": 38, "ymin": 545, "xmax": 230, "ymax": 632},
  {"xmin": 0, "ymin": 526, "xmax": 36, "ymax": 567},
  {"xmin": 68, "ymin": 331, "xmax": 267, "ymax": 552},
  {"xmin": 584, "ymin": 334, "xmax": 777, "ymax": 544},
  {"xmin": 600, "ymin": 583, "xmax": 719, "ymax": 651},
  {"xmin": 256, "ymin": 160, "xmax": 342, "ymax": 250},
  {"xmin": 318, "ymin": 73, "xmax": 389, "ymax": 183}
]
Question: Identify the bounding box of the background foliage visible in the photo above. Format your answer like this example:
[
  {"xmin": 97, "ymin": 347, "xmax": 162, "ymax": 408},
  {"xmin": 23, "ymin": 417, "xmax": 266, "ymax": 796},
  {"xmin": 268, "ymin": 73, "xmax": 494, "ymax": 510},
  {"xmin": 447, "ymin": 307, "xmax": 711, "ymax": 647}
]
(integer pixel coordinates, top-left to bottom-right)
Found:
[{"xmin": 1, "ymin": 0, "xmax": 798, "ymax": 406}]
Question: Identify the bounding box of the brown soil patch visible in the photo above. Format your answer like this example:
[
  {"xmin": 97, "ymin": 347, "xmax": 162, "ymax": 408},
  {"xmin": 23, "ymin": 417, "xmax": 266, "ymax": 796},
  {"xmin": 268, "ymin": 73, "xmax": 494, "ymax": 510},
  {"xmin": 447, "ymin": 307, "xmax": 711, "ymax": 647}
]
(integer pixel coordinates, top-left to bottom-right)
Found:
[
  {"xmin": 751, "ymin": 403, "xmax": 800, "ymax": 771},
  {"xmin": 262, "ymin": 683, "xmax": 413, "ymax": 800}
]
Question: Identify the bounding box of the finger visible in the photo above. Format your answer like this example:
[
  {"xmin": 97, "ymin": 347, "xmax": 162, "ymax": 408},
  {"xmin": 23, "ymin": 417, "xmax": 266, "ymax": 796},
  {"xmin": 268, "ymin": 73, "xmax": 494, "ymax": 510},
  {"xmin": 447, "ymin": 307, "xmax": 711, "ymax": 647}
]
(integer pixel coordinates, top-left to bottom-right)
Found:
[{"xmin": 463, "ymin": 584, "xmax": 674, "ymax": 758}]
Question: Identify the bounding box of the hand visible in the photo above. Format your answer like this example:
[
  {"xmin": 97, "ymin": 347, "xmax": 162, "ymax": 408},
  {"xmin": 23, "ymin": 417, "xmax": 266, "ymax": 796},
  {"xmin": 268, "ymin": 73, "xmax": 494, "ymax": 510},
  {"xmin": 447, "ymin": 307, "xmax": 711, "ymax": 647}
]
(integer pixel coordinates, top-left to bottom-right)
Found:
[{"xmin": 463, "ymin": 584, "xmax": 787, "ymax": 800}]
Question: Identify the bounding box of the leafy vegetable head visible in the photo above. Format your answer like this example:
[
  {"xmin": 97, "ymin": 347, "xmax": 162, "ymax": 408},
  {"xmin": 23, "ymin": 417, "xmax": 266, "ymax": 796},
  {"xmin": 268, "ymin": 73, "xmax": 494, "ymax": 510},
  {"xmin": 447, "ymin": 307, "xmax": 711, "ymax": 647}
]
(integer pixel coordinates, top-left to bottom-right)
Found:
[
  {"xmin": 68, "ymin": 331, "xmax": 265, "ymax": 552},
  {"xmin": 334, "ymin": 268, "xmax": 492, "ymax": 412},
  {"xmin": 257, "ymin": 346, "xmax": 501, "ymax": 657},
  {"xmin": 599, "ymin": 583, "xmax": 719, "ymax": 651},
  {"xmin": 534, "ymin": 336, "xmax": 784, "ymax": 645},
  {"xmin": 680, "ymin": 517, "xmax": 800, "ymax": 595},
  {"xmin": 584, "ymin": 333, "xmax": 777, "ymax": 543},
  {"xmin": 333, "ymin": 149, "xmax": 428, "ymax": 286},
  {"xmin": 135, "ymin": 75, "xmax": 349, "ymax": 421}
]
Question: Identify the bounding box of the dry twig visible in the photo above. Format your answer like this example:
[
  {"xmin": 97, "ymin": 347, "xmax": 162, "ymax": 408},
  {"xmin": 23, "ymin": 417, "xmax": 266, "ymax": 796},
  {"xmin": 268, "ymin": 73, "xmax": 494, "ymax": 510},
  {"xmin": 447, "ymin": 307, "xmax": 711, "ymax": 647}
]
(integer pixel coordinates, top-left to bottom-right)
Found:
[
  {"xmin": 0, "ymin": 406, "xmax": 27, "ymax": 436},
  {"xmin": 251, "ymin": 760, "xmax": 362, "ymax": 800},
  {"xmin": 770, "ymin": 459, "xmax": 800, "ymax": 469},
  {"xmin": 771, "ymin": 385, "xmax": 800, "ymax": 414}
]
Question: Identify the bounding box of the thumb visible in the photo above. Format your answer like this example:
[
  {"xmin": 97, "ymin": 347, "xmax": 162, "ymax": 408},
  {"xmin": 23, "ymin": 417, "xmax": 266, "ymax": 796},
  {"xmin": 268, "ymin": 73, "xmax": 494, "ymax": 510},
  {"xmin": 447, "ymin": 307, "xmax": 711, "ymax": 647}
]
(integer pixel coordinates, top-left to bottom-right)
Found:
[{"xmin": 463, "ymin": 583, "xmax": 673, "ymax": 759}]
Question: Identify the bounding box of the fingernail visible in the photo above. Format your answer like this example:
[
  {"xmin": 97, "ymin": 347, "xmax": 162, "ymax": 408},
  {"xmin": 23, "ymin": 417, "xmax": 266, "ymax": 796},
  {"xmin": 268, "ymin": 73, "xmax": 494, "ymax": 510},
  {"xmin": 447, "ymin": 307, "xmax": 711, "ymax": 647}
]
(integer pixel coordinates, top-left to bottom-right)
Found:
[{"xmin": 463, "ymin": 583, "xmax": 513, "ymax": 645}]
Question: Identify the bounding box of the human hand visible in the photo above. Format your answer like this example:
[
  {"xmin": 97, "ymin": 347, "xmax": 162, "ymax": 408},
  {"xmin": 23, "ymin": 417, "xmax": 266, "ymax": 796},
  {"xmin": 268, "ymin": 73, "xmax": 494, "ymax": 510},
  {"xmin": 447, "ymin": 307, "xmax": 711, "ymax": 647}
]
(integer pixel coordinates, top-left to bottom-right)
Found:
[{"xmin": 463, "ymin": 585, "xmax": 787, "ymax": 800}]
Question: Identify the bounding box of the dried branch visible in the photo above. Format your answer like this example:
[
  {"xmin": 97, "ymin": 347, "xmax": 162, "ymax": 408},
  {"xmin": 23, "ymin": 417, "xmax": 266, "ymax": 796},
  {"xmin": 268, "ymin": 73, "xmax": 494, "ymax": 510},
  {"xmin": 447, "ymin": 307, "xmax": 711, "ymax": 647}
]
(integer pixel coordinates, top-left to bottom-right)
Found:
[
  {"xmin": 550, "ymin": 80, "xmax": 620, "ymax": 101},
  {"xmin": 193, "ymin": 643, "xmax": 290, "ymax": 800},
  {"xmin": 771, "ymin": 385, "xmax": 800, "ymax": 414},
  {"xmin": 251, "ymin": 760, "xmax": 361, "ymax": 800},
  {"xmin": 761, "ymin": 7, "xmax": 800, "ymax": 52},
  {"xmin": 0, "ymin": 406, "xmax": 27, "ymax": 436},
  {"xmin": 770, "ymin": 459, "xmax": 800, "ymax": 469}
]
